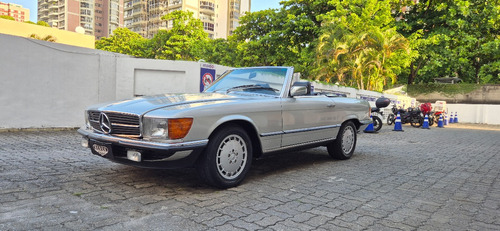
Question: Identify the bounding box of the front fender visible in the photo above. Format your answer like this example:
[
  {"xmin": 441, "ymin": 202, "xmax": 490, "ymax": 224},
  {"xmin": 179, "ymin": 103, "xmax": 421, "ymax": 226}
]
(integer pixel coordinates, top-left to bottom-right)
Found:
[{"xmin": 208, "ymin": 115, "xmax": 259, "ymax": 136}]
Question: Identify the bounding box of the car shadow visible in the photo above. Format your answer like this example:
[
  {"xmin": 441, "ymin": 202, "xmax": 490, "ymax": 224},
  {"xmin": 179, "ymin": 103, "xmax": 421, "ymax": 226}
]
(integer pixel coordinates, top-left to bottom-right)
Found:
[{"xmin": 113, "ymin": 147, "xmax": 335, "ymax": 190}]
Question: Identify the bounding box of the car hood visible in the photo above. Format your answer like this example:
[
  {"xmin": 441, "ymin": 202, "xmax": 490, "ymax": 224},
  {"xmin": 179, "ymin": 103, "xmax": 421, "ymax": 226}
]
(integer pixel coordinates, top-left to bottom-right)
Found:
[{"xmin": 90, "ymin": 93, "xmax": 263, "ymax": 115}]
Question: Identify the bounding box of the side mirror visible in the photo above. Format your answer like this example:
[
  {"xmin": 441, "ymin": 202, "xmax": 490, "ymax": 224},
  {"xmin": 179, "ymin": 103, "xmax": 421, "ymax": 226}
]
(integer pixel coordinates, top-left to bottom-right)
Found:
[{"xmin": 290, "ymin": 82, "xmax": 311, "ymax": 97}]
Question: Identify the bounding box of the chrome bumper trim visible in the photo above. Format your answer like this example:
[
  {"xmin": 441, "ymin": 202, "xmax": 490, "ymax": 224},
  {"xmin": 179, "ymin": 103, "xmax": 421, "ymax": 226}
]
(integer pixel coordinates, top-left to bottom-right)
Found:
[
  {"xmin": 78, "ymin": 127, "xmax": 208, "ymax": 151},
  {"xmin": 360, "ymin": 119, "xmax": 373, "ymax": 125}
]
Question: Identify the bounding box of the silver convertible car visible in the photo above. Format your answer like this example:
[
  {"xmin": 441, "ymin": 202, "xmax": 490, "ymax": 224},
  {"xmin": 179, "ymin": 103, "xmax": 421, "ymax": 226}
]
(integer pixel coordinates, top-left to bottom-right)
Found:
[{"xmin": 78, "ymin": 66, "xmax": 371, "ymax": 188}]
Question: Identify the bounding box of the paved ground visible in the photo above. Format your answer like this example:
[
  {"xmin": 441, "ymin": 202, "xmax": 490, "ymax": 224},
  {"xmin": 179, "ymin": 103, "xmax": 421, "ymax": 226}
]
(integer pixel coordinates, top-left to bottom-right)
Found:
[{"xmin": 0, "ymin": 123, "xmax": 499, "ymax": 230}]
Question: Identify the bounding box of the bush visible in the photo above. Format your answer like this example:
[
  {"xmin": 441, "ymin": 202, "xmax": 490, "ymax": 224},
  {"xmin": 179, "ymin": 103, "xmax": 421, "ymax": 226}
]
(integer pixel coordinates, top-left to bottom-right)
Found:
[{"xmin": 406, "ymin": 83, "xmax": 480, "ymax": 97}]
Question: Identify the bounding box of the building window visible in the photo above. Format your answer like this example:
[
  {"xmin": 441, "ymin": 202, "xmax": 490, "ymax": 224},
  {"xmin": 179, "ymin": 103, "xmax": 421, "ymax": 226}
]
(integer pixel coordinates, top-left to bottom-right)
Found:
[
  {"xmin": 200, "ymin": 1, "xmax": 214, "ymax": 11},
  {"xmin": 203, "ymin": 22, "xmax": 214, "ymax": 31}
]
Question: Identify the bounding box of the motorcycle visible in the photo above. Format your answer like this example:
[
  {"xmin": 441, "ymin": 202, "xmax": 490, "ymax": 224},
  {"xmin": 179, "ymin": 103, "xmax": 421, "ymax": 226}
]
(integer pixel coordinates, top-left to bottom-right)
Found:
[
  {"xmin": 420, "ymin": 103, "xmax": 434, "ymax": 126},
  {"xmin": 387, "ymin": 105, "xmax": 423, "ymax": 128},
  {"xmin": 370, "ymin": 97, "xmax": 391, "ymax": 131}
]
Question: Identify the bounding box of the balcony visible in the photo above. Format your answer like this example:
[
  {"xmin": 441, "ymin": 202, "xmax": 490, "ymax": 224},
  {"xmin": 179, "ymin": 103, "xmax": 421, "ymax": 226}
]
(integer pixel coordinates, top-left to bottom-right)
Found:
[
  {"xmin": 168, "ymin": 0, "xmax": 182, "ymax": 6},
  {"xmin": 132, "ymin": 10, "xmax": 144, "ymax": 17},
  {"xmin": 131, "ymin": 20, "xmax": 146, "ymax": 27},
  {"xmin": 49, "ymin": 10, "xmax": 59, "ymax": 17},
  {"xmin": 199, "ymin": 7, "xmax": 215, "ymax": 14}
]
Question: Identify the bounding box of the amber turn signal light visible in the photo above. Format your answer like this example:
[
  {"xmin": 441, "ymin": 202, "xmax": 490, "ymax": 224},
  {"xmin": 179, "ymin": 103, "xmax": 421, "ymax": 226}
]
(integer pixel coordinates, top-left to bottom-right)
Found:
[{"xmin": 168, "ymin": 118, "xmax": 193, "ymax": 139}]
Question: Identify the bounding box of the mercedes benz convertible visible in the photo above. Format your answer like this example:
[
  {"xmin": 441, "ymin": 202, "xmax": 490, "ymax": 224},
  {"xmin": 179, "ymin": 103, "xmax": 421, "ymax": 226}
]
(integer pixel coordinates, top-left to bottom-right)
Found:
[{"xmin": 78, "ymin": 66, "xmax": 371, "ymax": 188}]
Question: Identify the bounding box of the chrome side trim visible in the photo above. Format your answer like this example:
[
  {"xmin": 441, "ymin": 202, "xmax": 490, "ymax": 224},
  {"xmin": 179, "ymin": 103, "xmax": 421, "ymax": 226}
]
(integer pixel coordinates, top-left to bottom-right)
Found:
[
  {"xmin": 260, "ymin": 131, "xmax": 284, "ymax": 137},
  {"xmin": 359, "ymin": 119, "xmax": 373, "ymax": 125},
  {"xmin": 78, "ymin": 127, "xmax": 208, "ymax": 151},
  {"xmin": 260, "ymin": 124, "xmax": 341, "ymax": 137},
  {"xmin": 283, "ymin": 124, "xmax": 341, "ymax": 134},
  {"xmin": 264, "ymin": 137, "xmax": 336, "ymax": 153}
]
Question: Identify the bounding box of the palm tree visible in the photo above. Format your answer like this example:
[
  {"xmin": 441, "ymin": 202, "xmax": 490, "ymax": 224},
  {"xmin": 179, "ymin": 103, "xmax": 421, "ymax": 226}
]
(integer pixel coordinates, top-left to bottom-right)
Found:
[{"xmin": 315, "ymin": 25, "xmax": 409, "ymax": 91}]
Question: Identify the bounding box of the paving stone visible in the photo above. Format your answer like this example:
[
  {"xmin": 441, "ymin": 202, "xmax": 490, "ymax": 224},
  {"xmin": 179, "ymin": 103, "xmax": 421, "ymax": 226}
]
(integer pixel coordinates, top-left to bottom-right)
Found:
[{"xmin": 0, "ymin": 124, "xmax": 498, "ymax": 230}]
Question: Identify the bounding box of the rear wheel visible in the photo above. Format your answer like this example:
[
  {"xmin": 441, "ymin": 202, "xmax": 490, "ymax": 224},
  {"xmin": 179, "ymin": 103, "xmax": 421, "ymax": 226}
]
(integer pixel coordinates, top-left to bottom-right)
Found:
[
  {"xmin": 372, "ymin": 116, "xmax": 383, "ymax": 131},
  {"xmin": 428, "ymin": 115, "xmax": 435, "ymax": 126},
  {"xmin": 327, "ymin": 121, "xmax": 357, "ymax": 160},
  {"xmin": 197, "ymin": 125, "xmax": 252, "ymax": 188},
  {"xmin": 387, "ymin": 114, "xmax": 394, "ymax": 125}
]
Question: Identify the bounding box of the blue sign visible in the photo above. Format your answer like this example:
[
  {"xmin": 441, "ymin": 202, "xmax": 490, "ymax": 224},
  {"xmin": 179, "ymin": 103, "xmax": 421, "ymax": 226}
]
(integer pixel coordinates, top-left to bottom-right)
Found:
[{"xmin": 200, "ymin": 67, "xmax": 216, "ymax": 92}]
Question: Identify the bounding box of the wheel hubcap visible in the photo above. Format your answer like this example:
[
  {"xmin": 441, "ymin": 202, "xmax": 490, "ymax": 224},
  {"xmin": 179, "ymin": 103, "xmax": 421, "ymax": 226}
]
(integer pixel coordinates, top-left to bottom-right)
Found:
[
  {"xmin": 216, "ymin": 134, "xmax": 247, "ymax": 180},
  {"xmin": 341, "ymin": 126, "xmax": 355, "ymax": 154}
]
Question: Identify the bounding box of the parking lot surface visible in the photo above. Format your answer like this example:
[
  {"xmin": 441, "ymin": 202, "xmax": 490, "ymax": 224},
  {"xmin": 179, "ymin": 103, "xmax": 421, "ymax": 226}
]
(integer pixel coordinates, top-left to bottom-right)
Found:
[{"xmin": 1, "ymin": 123, "xmax": 499, "ymax": 230}]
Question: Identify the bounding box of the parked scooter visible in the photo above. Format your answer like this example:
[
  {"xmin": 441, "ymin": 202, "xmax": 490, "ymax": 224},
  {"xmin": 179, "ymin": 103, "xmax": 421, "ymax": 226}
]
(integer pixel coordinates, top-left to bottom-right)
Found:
[{"xmin": 370, "ymin": 97, "xmax": 391, "ymax": 131}]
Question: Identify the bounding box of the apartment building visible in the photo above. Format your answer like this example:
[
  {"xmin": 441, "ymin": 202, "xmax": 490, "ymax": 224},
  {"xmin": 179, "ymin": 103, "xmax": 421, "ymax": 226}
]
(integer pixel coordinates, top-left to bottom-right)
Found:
[
  {"xmin": 38, "ymin": 0, "xmax": 124, "ymax": 39},
  {"xmin": 0, "ymin": 1, "xmax": 29, "ymax": 22},
  {"xmin": 124, "ymin": 0, "xmax": 250, "ymax": 39}
]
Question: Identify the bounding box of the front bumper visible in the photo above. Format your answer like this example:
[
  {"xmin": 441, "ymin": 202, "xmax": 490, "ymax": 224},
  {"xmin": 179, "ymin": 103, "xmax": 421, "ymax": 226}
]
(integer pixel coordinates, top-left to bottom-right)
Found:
[{"xmin": 78, "ymin": 127, "xmax": 208, "ymax": 169}]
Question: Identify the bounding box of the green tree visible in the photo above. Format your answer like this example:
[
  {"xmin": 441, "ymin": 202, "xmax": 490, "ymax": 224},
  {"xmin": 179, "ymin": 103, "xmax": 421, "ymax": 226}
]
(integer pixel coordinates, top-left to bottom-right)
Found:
[
  {"xmin": 192, "ymin": 38, "xmax": 239, "ymax": 66},
  {"xmin": 149, "ymin": 10, "xmax": 208, "ymax": 60},
  {"xmin": 315, "ymin": 0, "xmax": 411, "ymax": 91},
  {"xmin": 398, "ymin": 0, "xmax": 500, "ymax": 84},
  {"xmin": 95, "ymin": 28, "xmax": 147, "ymax": 57},
  {"xmin": 36, "ymin": 21, "xmax": 50, "ymax": 27},
  {"xmin": 0, "ymin": 15, "xmax": 15, "ymax": 20},
  {"xmin": 232, "ymin": 7, "xmax": 319, "ymax": 75}
]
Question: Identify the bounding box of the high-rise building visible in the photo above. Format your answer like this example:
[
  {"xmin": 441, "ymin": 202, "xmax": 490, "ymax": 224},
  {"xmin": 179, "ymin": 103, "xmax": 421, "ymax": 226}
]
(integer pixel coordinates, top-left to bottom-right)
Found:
[
  {"xmin": 0, "ymin": 1, "xmax": 30, "ymax": 22},
  {"xmin": 38, "ymin": 0, "xmax": 124, "ymax": 39},
  {"xmin": 124, "ymin": 0, "xmax": 250, "ymax": 39}
]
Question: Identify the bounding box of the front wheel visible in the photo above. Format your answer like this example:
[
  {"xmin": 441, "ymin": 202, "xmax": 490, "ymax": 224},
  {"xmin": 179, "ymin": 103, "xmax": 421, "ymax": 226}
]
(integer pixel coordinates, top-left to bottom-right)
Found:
[
  {"xmin": 387, "ymin": 114, "xmax": 395, "ymax": 125},
  {"xmin": 327, "ymin": 121, "xmax": 357, "ymax": 160},
  {"xmin": 410, "ymin": 115, "xmax": 423, "ymax": 128},
  {"xmin": 197, "ymin": 125, "xmax": 253, "ymax": 188},
  {"xmin": 372, "ymin": 116, "xmax": 383, "ymax": 131}
]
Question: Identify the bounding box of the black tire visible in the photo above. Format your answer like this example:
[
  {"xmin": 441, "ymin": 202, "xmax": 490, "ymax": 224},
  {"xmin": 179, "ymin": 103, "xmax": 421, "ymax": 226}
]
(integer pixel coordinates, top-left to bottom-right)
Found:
[
  {"xmin": 428, "ymin": 115, "xmax": 435, "ymax": 126},
  {"xmin": 196, "ymin": 125, "xmax": 253, "ymax": 189},
  {"xmin": 410, "ymin": 115, "xmax": 422, "ymax": 128},
  {"xmin": 327, "ymin": 121, "xmax": 357, "ymax": 160},
  {"xmin": 387, "ymin": 114, "xmax": 394, "ymax": 125},
  {"xmin": 372, "ymin": 116, "xmax": 383, "ymax": 131}
]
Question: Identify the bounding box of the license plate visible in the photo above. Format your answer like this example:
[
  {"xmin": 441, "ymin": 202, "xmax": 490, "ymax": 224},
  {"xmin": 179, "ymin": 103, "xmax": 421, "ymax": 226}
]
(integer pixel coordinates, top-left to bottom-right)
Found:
[{"xmin": 90, "ymin": 141, "xmax": 111, "ymax": 156}]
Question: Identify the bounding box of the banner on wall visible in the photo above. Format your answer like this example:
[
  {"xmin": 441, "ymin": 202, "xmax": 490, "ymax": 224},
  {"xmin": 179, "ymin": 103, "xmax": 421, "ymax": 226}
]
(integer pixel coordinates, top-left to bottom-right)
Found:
[{"xmin": 200, "ymin": 63, "xmax": 216, "ymax": 92}]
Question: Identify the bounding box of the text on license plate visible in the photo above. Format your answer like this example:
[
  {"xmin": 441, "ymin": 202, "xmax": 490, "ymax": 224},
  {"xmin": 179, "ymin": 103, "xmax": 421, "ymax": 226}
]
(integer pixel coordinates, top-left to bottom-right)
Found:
[{"xmin": 92, "ymin": 143, "xmax": 109, "ymax": 156}]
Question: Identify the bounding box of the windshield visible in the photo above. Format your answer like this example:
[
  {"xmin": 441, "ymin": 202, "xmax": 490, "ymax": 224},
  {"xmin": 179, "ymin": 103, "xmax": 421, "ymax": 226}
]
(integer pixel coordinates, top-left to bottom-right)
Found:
[{"xmin": 204, "ymin": 68, "xmax": 288, "ymax": 96}]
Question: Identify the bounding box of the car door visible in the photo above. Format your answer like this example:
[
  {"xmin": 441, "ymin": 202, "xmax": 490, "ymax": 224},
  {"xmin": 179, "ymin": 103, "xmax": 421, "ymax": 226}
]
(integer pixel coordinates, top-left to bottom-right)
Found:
[{"xmin": 281, "ymin": 95, "xmax": 341, "ymax": 147}]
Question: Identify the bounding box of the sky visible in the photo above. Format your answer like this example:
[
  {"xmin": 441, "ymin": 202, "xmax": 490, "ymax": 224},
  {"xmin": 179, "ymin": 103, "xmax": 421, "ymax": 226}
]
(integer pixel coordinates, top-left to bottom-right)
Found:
[
  {"xmin": 251, "ymin": 0, "xmax": 281, "ymax": 12},
  {"xmin": 5, "ymin": 0, "xmax": 281, "ymax": 23}
]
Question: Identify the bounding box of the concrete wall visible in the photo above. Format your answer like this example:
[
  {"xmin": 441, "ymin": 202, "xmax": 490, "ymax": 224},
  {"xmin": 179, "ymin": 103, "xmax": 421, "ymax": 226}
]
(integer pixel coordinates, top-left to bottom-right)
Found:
[
  {"xmin": 414, "ymin": 85, "xmax": 500, "ymax": 104},
  {"xmin": 0, "ymin": 18, "xmax": 95, "ymax": 48},
  {"xmin": 0, "ymin": 33, "xmax": 230, "ymax": 129}
]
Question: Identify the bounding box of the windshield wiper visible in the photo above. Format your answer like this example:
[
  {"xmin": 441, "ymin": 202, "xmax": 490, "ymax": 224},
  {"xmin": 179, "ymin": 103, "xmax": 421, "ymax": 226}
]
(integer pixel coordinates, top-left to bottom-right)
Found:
[{"xmin": 226, "ymin": 84, "xmax": 279, "ymax": 93}]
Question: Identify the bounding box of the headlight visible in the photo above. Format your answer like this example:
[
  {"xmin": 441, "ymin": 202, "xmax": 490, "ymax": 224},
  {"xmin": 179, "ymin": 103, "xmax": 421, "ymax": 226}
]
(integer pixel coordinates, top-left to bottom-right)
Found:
[
  {"xmin": 143, "ymin": 117, "xmax": 169, "ymax": 140},
  {"xmin": 143, "ymin": 117, "xmax": 193, "ymax": 141},
  {"xmin": 84, "ymin": 110, "xmax": 91, "ymax": 129}
]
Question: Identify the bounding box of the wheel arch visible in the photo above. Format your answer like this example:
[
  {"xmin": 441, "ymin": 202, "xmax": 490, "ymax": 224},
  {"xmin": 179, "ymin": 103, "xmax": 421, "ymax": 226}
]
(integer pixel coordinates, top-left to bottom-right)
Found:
[
  {"xmin": 207, "ymin": 117, "xmax": 263, "ymax": 158},
  {"xmin": 342, "ymin": 117, "xmax": 362, "ymax": 131}
]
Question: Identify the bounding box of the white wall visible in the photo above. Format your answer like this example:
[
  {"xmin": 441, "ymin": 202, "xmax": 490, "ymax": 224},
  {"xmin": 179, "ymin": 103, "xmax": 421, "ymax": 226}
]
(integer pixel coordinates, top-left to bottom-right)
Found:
[
  {"xmin": 0, "ymin": 33, "xmax": 229, "ymax": 129},
  {"xmin": 447, "ymin": 104, "xmax": 500, "ymax": 125}
]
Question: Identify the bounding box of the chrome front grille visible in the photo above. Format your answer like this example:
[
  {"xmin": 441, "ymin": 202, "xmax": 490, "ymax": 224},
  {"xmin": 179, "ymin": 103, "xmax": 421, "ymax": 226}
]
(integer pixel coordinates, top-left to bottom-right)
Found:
[{"xmin": 88, "ymin": 110, "xmax": 141, "ymax": 138}]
